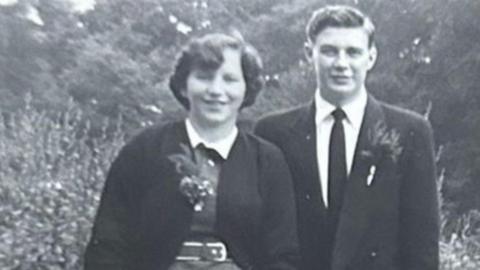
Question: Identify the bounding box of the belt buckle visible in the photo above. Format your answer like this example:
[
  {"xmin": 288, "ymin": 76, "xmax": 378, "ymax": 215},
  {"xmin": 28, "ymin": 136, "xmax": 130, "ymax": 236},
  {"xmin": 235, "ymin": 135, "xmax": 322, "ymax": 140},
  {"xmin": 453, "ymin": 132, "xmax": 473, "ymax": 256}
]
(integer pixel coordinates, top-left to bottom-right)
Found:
[
  {"xmin": 176, "ymin": 241, "xmax": 228, "ymax": 262},
  {"xmin": 206, "ymin": 242, "xmax": 227, "ymax": 262},
  {"xmin": 176, "ymin": 241, "xmax": 202, "ymax": 261}
]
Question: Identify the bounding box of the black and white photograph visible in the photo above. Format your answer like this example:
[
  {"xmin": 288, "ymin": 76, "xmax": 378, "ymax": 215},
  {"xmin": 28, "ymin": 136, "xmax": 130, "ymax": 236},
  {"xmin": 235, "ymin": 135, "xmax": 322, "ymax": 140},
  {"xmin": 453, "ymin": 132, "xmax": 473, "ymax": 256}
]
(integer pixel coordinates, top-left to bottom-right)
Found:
[{"xmin": 0, "ymin": 0, "xmax": 479, "ymax": 269}]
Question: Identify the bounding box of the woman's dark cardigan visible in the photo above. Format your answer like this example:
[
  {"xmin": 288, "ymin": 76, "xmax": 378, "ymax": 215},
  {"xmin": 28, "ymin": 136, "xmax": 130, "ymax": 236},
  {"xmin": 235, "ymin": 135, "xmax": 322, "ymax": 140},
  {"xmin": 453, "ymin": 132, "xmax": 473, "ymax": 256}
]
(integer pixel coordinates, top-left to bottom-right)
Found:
[{"xmin": 84, "ymin": 121, "xmax": 299, "ymax": 270}]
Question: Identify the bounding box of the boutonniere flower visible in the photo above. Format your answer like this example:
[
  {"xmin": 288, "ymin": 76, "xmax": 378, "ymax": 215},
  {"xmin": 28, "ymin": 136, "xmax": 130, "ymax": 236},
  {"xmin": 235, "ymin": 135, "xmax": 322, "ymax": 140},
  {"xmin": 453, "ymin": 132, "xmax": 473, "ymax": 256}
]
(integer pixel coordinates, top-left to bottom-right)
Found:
[
  {"xmin": 366, "ymin": 165, "xmax": 376, "ymax": 186},
  {"xmin": 361, "ymin": 122, "xmax": 403, "ymax": 186},
  {"xmin": 168, "ymin": 143, "xmax": 214, "ymax": 212},
  {"xmin": 361, "ymin": 122, "xmax": 403, "ymax": 163}
]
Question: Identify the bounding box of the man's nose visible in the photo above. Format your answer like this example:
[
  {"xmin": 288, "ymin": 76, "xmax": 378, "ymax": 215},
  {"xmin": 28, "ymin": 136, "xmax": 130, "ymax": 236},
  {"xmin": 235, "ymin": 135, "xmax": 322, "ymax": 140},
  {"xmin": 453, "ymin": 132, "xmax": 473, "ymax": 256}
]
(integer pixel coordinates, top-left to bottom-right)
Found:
[{"xmin": 333, "ymin": 52, "xmax": 348, "ymax": 69}]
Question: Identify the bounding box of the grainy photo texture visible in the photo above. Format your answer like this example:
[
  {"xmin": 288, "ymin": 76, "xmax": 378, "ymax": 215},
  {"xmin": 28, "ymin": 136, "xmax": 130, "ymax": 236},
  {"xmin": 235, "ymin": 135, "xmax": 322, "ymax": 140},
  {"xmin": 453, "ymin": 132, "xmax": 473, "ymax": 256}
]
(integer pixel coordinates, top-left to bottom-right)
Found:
[{"xmin": 0, "ymin": 0, "xmax": 479, "ymax": 269}]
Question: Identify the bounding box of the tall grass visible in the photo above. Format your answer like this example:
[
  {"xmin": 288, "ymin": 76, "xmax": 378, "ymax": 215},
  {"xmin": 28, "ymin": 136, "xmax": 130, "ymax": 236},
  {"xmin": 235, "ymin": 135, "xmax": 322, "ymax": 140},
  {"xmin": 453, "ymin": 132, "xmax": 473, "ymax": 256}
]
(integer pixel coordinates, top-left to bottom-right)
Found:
[{"xmin": 0, "ymin": 97, "xmax": 478, "ymax": 269}]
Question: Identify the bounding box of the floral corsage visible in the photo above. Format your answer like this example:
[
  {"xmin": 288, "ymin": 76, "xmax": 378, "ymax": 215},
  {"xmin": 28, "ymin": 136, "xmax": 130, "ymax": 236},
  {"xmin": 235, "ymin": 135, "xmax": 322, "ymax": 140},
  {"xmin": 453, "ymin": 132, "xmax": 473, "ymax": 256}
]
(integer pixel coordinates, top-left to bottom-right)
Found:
[
  {"xmin": 168, "ymin": 143, "xmax": 214, "ymax": 211},
  {"xmin": 360, "ymin": 122, "xmax": 403, "ymax": 186}
]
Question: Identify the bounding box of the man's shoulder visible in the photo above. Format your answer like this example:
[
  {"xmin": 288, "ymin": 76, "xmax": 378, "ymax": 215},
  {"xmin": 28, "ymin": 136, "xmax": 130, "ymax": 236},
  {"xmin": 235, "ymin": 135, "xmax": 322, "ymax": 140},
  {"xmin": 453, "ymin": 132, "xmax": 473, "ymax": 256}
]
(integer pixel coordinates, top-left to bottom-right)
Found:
[
  {"xmin": 256, "ymin": 103, "xmax": 310, "ymax": 129},
  {"xmin": 238, "ymin": 129, "xmax": 283, "ymax": 154},
  {"xmin": 378, "ymin": 101, "xmax": 430, "ymax": 128},
  {"xmin": 254, "ymin": 103, "xmax": 312, "ymax": 145},
  {"xmin": 375, "ymin": 100, "xmax": 433, "ymax": 142}
]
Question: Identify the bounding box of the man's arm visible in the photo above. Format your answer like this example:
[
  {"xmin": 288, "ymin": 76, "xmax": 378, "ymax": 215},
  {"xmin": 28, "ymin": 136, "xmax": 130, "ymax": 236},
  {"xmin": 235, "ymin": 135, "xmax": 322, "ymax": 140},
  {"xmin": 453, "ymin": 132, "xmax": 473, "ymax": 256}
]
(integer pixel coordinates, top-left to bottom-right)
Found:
[
  {"xmin": 399, "ymin": 117, "xmax": 439, "ymax": 270},
  {"xmin": 254, "ymin": 116, "xmax": 282, "ymax": 147}
]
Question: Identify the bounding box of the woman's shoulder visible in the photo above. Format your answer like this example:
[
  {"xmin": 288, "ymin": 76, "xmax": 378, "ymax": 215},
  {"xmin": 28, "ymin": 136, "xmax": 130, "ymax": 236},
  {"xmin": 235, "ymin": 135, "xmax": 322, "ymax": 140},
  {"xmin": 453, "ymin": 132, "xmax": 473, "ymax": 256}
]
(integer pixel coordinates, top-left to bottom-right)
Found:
[
  {"xmin": 239, "ymin": 129, "xmax": 286, "ymax": 160},
  {"xmin": 239, "ymin": 130, "xmax": 293, "ymax": 190},
  {"xmin": 121, "ymin": 120, "xmax": 183, "ymax": 154}
]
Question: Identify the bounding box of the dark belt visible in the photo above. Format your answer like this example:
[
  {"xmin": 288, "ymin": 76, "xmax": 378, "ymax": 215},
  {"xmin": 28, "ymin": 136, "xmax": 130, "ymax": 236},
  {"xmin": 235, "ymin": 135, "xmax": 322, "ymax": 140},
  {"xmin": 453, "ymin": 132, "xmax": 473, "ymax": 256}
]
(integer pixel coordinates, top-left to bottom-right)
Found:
[{"xmin": 176, "ymin": 241, "xmax": 230, "ymax": 262}]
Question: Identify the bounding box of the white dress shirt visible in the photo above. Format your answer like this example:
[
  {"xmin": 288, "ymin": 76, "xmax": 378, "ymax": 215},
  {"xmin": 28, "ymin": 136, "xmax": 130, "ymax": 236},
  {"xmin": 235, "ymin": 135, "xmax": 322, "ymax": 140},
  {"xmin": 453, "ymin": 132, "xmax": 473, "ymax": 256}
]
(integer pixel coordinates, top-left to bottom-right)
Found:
[
  {"xmin": 314, "ymin": 90, "xmax": 367, "ymax": 207},
  {"xmin": 185, "ymin": 119, "xmax": 238, "ymax": 160}
]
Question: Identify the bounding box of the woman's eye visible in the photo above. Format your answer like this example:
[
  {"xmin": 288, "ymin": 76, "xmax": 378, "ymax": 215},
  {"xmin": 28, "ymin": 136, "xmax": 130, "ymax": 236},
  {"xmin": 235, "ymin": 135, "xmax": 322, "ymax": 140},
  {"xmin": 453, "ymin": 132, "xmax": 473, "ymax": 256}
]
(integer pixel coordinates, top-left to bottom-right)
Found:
[
  {"xmin": 224, "ymin": 74, "xmax": 239, "ymax": 82},
  {"xmin": 193, "ymin": 71, "xmax": 214, "ymax": 80}
]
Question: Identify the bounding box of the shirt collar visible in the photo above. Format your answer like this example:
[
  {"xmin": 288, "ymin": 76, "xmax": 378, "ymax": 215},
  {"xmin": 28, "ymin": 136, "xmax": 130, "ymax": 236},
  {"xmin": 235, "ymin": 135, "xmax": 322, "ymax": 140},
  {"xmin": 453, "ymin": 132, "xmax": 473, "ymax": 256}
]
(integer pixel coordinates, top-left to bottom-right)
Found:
[
  {"xmin": 314, "ymin": 88, "xmax": 367, "ymax": 130},
  {"xmin": 185, "ymin": 119, "xmax": 238, "ymax": 160}
]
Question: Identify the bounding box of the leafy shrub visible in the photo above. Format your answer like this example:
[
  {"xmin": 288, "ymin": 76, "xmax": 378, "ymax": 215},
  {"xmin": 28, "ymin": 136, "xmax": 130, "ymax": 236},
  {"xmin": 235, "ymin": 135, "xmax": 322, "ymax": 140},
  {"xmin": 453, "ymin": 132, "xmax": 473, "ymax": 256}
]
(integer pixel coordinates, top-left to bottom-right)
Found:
[
  {"xmin": 440, "ymin": 210, "xmax": 480, "ymax": 270},
  {"xmin": 438, "ymin": 169, "xmax": 480, "ymax": 269},
  {"xmin": 0, "ymin": 97, "xmax": 125, "ymax": 269}
]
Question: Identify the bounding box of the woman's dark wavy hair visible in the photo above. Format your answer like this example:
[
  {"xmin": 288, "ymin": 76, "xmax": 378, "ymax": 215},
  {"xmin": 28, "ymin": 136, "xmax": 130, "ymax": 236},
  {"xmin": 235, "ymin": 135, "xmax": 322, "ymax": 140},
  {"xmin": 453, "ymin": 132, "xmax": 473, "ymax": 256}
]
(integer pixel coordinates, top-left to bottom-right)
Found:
[{"xmin": 169, "ymin": 33, "xmax": 264, "ymax": 109}]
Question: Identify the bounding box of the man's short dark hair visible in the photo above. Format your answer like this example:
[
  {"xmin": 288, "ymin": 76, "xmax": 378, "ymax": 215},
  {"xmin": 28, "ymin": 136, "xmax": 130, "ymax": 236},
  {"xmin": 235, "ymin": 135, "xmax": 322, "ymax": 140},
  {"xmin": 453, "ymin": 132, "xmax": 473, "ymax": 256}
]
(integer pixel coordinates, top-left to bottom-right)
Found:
[
  {"xmin": 306, "ymin": 5, "xmax": 375, "ymax": 47},
  {"xmin": 169, "ymin": 33, "xmax": 264, "ymax": 109}
]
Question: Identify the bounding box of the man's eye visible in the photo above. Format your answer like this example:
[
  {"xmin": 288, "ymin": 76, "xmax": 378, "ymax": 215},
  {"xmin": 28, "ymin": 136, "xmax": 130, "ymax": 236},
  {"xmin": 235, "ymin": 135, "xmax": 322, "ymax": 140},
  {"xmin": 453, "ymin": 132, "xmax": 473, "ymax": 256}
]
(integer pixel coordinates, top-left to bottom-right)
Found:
[
  {"xmin": 347, "ymin": 48, "xmax": 363, "ymax": 57},
  {"xmin": 320, "ymin": 47, "xmax": 337, "ymax": 56}
]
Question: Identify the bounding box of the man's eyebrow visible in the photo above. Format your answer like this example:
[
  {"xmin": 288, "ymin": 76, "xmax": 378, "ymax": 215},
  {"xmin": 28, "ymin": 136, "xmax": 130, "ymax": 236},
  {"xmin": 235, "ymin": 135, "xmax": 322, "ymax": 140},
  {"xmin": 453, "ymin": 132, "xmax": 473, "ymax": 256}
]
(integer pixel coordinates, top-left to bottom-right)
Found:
[
  {"xmin": 347, "ymin": 46, "xmax": 365, "ymax": 51},
  {"xmin": 319, "ymin": 44, "xmax": 336, "ymax": 48}
]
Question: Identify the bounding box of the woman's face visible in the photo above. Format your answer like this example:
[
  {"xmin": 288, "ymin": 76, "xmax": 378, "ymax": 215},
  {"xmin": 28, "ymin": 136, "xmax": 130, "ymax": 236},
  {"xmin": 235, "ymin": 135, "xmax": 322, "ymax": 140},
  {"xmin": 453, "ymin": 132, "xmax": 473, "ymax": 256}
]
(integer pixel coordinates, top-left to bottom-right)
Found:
[{"xmin": 185, "ymin": 48, "xmax": 246, "ymax": 128}]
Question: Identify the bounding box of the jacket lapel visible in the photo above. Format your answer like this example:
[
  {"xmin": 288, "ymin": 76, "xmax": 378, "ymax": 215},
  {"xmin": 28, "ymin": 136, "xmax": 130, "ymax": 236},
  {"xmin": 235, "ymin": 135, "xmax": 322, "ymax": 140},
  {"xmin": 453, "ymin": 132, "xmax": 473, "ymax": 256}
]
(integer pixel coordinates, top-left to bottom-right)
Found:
[
  {"xmin": 290, "ymin": 102, "xmax": 327, "ymax": 211},
  {"xmin": 331, "ymin": 95, "xmax": 385, "ymax": 269}
]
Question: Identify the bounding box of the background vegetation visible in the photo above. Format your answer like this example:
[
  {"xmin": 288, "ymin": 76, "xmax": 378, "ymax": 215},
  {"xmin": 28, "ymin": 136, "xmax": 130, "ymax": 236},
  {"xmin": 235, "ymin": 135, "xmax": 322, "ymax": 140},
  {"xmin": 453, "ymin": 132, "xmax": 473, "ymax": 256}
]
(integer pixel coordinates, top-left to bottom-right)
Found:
[{"xmin": 0, "ymin": 0, "xmax": 479, "ymax": 268}]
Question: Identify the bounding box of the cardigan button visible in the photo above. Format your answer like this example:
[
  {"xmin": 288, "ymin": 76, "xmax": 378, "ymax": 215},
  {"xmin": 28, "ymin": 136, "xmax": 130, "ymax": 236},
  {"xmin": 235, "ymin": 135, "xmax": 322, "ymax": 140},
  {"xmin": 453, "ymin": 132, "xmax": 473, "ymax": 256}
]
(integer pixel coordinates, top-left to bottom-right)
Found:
[
  {"xmin": 207, "ymin": 159, "xmax": 215, "ymax": 167},
  {"xmin": 305, "ymin": 194, "xmax": 311, "ymax": 200},
  {"xmin": 370, "ymin": 251, "xmax": 377, "ymax": 258}
]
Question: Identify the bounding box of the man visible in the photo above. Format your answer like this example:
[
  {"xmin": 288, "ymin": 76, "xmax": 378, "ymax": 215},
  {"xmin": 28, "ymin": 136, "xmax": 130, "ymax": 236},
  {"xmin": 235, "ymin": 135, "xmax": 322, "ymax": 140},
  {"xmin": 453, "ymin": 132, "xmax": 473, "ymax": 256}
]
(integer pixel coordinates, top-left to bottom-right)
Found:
[{"xmin": 255, "ymin": 5, "xmax": 439, "ymax": 270}]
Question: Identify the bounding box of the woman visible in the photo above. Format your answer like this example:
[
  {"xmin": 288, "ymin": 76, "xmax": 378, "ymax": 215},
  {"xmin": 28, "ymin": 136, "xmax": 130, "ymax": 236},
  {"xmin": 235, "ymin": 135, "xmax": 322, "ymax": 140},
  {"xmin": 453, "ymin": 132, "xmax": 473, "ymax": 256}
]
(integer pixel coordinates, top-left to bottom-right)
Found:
[{"xmin": 84, "ymin": 33, "xmax": 299, "ymax": 270}]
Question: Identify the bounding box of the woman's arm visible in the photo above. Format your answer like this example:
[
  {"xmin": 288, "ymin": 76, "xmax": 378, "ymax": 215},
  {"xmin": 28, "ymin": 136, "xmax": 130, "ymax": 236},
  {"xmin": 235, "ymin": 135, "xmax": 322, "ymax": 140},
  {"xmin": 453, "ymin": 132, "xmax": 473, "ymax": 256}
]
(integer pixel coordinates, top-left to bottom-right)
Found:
[
  {"xmin": 258, "ymin": 143, "xmax": 300, "ymax": 270},
  {"xmin": 84, "ymin": 140, "xmax": 144, "ymax": 270}
]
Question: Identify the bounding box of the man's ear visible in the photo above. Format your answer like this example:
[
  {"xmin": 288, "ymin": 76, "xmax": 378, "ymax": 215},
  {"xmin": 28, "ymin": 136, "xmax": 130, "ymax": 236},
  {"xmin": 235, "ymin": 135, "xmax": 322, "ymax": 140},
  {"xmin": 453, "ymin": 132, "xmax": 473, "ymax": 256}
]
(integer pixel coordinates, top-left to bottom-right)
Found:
[
  {"xmin": 304, "ymin": 42, "xmax": 314, "ymax": 62},
  {"xmin": 367, "ymin": 44, "xmax": 378, "ymax": 70}
]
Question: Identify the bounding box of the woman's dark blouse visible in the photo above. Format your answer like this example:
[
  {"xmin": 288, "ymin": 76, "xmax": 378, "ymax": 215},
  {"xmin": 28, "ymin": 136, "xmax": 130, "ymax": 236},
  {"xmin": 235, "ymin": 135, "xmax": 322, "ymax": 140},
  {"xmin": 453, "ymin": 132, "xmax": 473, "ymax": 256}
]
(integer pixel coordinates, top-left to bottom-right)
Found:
[{"xmin": 84, "ymin": 121, "xmax": 299, "ymax": 270}]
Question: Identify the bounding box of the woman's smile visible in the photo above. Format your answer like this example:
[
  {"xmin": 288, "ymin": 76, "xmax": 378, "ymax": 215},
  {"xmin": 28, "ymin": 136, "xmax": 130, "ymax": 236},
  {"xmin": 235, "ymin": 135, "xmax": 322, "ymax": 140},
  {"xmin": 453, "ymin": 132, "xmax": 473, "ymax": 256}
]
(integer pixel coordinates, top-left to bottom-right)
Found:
[{"xmin": 185, "ymin": 48, "xmax": 246, "ymax": 128}]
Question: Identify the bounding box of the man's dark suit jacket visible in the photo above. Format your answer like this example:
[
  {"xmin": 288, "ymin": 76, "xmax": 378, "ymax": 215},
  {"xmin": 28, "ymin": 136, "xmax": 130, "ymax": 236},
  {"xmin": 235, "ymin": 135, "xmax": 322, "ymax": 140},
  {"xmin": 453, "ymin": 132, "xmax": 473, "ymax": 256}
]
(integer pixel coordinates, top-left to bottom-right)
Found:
[
  {"xmin": 255, "ymin": 95, "xmax": 439, "ymax": 270},
  {"xmin": 84, "ymin": 121, "xmax": 299, "ymax": 270}
]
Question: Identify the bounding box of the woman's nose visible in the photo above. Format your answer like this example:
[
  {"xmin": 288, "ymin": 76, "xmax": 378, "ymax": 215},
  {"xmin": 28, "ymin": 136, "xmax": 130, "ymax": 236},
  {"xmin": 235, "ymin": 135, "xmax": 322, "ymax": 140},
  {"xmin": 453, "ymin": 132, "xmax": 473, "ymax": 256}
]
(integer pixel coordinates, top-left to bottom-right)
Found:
[{"xmin": 206, "ymin": 77, "xmax": 223, "ymax": 95}]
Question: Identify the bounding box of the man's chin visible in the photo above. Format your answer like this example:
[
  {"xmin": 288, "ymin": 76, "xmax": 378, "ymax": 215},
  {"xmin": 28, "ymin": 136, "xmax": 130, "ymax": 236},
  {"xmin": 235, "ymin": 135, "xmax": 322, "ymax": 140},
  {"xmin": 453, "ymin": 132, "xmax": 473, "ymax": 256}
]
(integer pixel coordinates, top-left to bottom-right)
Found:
[
  {"xmin": 329, "ymin": 87, "xmax": 356, "ymax": 97},
  {"xmin": 321, "ymin": 87, "xmax": 359, "ymax": 104}
]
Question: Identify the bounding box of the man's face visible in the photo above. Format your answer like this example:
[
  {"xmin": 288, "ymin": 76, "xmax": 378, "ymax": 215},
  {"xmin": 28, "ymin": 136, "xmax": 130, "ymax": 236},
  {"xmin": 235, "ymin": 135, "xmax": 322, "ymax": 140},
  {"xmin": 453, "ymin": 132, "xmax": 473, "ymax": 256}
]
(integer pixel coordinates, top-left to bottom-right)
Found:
[{"xmin": 307, "ymin": 27, "xmax": 376, "ymax": 105}]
